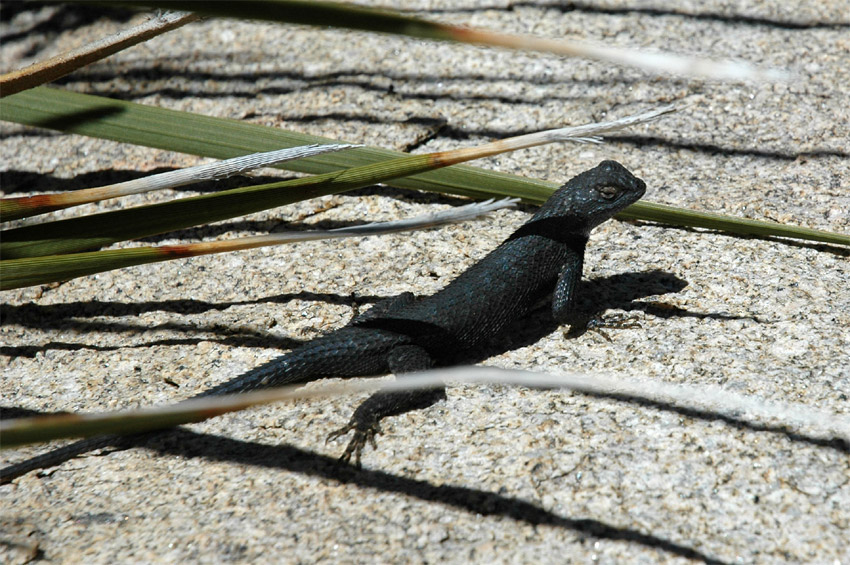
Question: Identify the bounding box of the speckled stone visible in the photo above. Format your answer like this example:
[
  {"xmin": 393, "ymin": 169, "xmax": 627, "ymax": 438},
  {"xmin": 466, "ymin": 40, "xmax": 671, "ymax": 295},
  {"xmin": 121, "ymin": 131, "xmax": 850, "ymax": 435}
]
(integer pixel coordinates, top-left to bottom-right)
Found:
[{"xmin": 1, "ymin": 2, "xmax": 848, "ymax": 564}]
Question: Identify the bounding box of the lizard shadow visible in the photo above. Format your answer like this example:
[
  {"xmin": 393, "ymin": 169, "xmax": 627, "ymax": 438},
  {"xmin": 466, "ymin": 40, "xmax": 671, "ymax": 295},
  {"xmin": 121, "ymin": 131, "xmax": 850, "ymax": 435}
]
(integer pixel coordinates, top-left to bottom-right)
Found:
[
  {"xmin": 431, "ymin": 271, "xmax": 848, "ymax": 453},
  {"xmin": 0, "ymin": 291, "xmax": 381, "ymax": 358},
  {"xmin": 142, "ymin": 428, "xmax": 728, "ymax": 565},
  {"xmin": 7, "ymin": 267, "xmax": 845, "ymax": 489},
  {"xmin": 349, "ymin": 269, "xmax": 848, "ymax": 453},
  {"xmin": 451, "ymin": 269, "xmax": 731, "ymax": 363}
]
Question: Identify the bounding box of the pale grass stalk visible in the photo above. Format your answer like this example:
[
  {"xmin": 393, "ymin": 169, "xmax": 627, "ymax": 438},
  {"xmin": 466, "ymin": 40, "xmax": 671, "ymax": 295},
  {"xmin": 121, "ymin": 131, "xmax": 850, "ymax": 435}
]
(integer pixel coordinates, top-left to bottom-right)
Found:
[
  {"xmin": 0, "ymin": 11, "xmax": 200, "ymax": 97},
  {"xmin": 3, "ymin": 144, "xmax": 359, "ymax": 218},
  {"xmin": 431, "ymin": 104, "xmax": 677, "ymax": 167},
  {"xmin": 4, "ymin": 367, "xmax": 846, "ymax": 448},
  {"xmin": 455, "ymin": 28, "xmax": 790, "ymax": 82},
  {"xmin": 155, "ymin": 197, "xmax": 519, "ymax": 256}
]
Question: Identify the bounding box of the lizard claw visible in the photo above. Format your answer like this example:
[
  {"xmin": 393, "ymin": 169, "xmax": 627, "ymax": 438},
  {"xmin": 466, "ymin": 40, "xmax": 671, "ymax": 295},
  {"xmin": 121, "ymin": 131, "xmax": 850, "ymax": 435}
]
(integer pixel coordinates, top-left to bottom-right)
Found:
[
  {"xmin": 325, "ymin": 422, "xmax": 354, "ymax": 445},
  {"xmin": 326, "ymin": 420, "xmax": 383, "ymax": 468},
  {"xmin": 587, "ymin": 311, "xmax": 642, "ymax": 330},
  {"xmin": 586, "ymin": 312, "xmax": 641, "ymax": 341}
]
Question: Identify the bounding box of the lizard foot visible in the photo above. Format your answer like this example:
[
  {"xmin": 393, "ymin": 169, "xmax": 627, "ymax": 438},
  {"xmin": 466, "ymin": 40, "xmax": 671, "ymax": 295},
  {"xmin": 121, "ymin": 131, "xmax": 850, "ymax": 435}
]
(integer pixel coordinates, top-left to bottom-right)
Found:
[
  {"xmin": 588, "ymin": 312, "xmax": 642, "ymax": 341},
  {"xmin": 325, "ymin": 386, "xmax": 443, "ymax": 467},
  {"xmin": 326, "ymin": 420, "xmax": 382, "ymax": 468},
  {"xmin": 565, "ymin": 312, "xmax": 641, "ymax": 341}
]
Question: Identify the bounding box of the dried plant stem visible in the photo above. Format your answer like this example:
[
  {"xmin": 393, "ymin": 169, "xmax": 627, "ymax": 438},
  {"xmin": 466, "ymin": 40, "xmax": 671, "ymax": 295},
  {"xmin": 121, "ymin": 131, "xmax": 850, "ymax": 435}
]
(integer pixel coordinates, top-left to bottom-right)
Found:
[
  {"xmin": 0, "ymin": 11, "xmax": 199, "ymax": 97},
  {"xmin": 0, "ymin": 198, "xmax": 518, "ymax": 290},
  {"xmin": 1, "ymin": 144, "xmax": 359, "ymax": 221},
  {"xmin": 428, "ymin": 105, "xmax": 676, "ymax": 167},
  {"xmin": 452, "ymin": 28, "xmax": 790, "ymax": 82},
  {"xmin": 3, "ymin": 367, "xmax": 846, "ymax": 448}
]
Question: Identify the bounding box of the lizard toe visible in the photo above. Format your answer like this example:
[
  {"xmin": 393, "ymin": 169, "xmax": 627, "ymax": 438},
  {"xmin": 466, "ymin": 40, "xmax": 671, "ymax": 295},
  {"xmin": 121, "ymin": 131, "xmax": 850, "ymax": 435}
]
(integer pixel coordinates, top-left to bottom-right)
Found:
[{"xmin": 329, "ymin": 419, "xmax": 382, "ymax": 468}]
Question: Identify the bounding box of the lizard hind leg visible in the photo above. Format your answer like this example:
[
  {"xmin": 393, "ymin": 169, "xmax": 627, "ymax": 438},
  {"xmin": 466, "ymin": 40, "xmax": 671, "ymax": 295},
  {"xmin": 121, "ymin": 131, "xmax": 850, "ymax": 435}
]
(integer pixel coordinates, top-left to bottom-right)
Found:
[
  {"xmin": 350, "ymin": 292, "xmax": 417, "ymax": 325},
  {"xmin": 326, "ymin": 344, "xmax": 444, "ymax": 467}
]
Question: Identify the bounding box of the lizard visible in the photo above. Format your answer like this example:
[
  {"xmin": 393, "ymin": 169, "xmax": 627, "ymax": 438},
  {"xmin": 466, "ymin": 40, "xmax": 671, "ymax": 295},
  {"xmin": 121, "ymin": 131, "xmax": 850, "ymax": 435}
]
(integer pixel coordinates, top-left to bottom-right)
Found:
[{"xmin": 1, "ymin": 159, "xmax": 646, "ymax": 482}]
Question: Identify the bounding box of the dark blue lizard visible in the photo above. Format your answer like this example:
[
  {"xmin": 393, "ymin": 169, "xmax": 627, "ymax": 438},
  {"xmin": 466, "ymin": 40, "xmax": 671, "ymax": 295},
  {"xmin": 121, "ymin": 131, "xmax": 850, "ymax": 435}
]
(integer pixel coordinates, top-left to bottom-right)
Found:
[{"xmin": 2, "ymin": 160, "xmax": 646, "ymax": 480}]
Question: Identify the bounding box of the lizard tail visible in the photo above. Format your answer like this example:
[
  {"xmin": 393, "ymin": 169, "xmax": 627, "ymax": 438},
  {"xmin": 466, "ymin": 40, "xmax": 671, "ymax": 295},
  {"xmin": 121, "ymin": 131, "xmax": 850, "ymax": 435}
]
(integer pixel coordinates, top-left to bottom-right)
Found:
[
  {"xmin": 2, "ymin": 327, "xmax": 405, "ymax": 483},
  {"xmin": 1, "ymin": 435, "xmax": 123, "ymax": 484},
  {"xmin": 194, "ymin": 326, "xmax": 404, "ymax": 398},
  {"xmin": 0, "ymin": 356, "xmax": 297, "ymax": 483}
]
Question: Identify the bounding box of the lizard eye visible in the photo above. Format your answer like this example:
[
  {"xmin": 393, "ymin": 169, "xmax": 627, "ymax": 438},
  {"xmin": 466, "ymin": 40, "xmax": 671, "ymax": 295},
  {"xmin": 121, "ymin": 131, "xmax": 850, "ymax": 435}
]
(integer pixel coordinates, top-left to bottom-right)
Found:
[{"xmin": 598, "ymin": 185, "xmax": 620, "ymax": 199}]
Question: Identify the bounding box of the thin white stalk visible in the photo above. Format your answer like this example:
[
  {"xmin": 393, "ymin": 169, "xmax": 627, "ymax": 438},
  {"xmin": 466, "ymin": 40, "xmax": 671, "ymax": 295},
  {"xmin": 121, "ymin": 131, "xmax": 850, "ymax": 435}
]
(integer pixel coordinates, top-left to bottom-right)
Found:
[
  {"xmin": 183, "ymin": 367, "xmax": 850, "ymax": 443},
  {"xmin": 5, "ymin": 144, "xmax": 360, "ymax": 217},
  {"xmin": 459, "ymin": 28, "xmax": 791, "ymax": 82},
  {"xmin": 436, "ymin": 104, "xmax": 677, "ymax": 166},
  {"xmin": 163, "ymin": 197, "xmax": 519, "ymax": 255},
  {"xmin": 87, "ymin": 143, "xmax": 362, "ymax": 197},
  {"xmin": 4, "ymin": 367, "xmax": 847, "ymax": 448}
]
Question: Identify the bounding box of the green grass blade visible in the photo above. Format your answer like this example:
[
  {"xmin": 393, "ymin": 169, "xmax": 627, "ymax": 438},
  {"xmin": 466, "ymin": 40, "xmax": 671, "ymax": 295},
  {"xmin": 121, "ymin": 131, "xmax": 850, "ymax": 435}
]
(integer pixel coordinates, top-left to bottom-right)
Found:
[
  {"xmin": 1, "ymin": 248, "xmax": 164, "ymax": 290},
  {"xmin": 0, "ymin": 395, "xmax": 252, "ymax": 448},
  {"xmin": 1, "ymin": 106, "xmax": 674, "ymax": 260},
  {"xmin": 1, "ymin": 86, "xmax": 551, "ymax": 201},
  {"xmin": 619, "ymin": 202, "xmax": 850, "ymax": 246},
  {"xmin": 123, "ymin": 0, "xmax": 458, "ymax": 42},
  {"xmin": 1, "ymin": 154, "xmax": 434, "ymax": 259},
  {"xmin": 3, "ymin": 87, "xmax": 847, "ymax": 247}
]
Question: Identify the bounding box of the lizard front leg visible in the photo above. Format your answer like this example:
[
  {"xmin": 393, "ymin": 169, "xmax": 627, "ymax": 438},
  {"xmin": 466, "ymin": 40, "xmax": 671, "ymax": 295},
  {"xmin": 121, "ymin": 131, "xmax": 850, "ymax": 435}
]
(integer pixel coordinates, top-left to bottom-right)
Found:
[
  {"xmin": 327, "ymin": 344, "xmax": 444, "ymax": 467},
  {"xmin": 552, "ymin": 249, "xmax": 639, "ymax": 339},
  {"xmin": 552, "ymin": 250, "xmax": 586, "ymax": 329}
]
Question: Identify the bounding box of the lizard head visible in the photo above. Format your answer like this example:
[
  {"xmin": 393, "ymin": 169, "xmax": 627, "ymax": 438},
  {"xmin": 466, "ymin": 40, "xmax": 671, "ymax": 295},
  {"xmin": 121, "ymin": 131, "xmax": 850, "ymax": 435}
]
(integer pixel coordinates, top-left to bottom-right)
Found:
[{"xmin": 532, "ymin": 160, "xmax": 646, "ymax": 235}]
